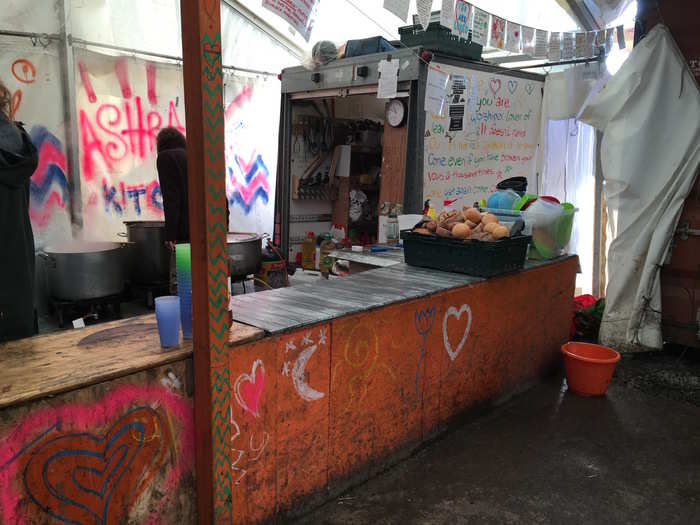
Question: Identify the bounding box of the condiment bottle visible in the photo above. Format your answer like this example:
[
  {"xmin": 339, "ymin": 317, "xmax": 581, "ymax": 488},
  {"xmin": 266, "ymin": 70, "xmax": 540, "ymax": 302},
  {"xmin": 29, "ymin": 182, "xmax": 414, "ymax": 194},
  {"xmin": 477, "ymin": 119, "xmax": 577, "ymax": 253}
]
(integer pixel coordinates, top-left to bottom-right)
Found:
[{"xmin": 301, "ymin": 232, "xmax": 315, "ymax": 270}]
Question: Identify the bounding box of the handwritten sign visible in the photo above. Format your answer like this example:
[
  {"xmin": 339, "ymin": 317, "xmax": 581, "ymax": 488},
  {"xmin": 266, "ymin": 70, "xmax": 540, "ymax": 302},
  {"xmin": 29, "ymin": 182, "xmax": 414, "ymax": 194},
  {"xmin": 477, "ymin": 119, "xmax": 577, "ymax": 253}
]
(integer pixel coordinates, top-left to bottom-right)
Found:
[
  {"xmin": 263, "ymin": 0, "xmax": 319, "ymax": 42},
  {"xmin": 452, "ymin": 0, "xmax": 472, "ymax": 40},
  {"xmin": 423, "ymin": 63, "xmax": 543, "ymax": 212}
]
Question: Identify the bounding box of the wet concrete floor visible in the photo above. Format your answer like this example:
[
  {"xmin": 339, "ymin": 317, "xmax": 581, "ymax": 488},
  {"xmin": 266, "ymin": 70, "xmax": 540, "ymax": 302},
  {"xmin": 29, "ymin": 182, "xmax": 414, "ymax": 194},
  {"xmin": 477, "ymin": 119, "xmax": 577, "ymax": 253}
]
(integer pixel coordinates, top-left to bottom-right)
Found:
[{"xmin": 297, "ymin": 349, "xmax": 700, "ymax": 524}]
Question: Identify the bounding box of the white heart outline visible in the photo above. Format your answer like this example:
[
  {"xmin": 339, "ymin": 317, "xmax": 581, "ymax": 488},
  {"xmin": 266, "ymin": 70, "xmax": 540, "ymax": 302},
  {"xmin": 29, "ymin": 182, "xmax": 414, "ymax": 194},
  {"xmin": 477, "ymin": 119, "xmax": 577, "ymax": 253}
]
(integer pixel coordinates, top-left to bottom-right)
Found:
[{"xmin": 443, "ymin": 304, "xmax": 472, "ymax": 361}]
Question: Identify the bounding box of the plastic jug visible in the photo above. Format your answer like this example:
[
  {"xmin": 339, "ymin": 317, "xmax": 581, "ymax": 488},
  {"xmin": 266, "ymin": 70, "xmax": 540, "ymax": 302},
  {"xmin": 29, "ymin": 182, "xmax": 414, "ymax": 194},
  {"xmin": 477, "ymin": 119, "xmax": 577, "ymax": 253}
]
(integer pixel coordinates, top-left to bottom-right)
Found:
[{"xmin": 301, "ymin": 232, "xmax": 315, "ymax": 270}]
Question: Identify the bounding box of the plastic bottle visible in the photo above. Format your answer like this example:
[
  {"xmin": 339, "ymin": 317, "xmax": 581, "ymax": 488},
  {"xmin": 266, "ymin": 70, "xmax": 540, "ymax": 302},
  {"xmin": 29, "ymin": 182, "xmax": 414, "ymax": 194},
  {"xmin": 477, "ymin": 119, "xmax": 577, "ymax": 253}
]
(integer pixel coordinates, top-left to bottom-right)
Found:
[
  {"xmin": 301, "ymin": 232, "xmax": 315, "ymax": 270},
  {"xmin": 319, "ymin": 233, "xmax": 335, "ymax": 277}
]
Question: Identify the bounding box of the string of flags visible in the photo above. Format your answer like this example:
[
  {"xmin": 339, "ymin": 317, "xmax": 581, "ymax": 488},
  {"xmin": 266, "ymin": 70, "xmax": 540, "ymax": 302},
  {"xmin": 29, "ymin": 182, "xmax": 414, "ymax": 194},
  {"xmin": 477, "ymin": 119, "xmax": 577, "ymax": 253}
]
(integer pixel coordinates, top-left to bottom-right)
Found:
[{"xmin": 383, "ymin": 0, "xmax": 628, "ymax": 60}]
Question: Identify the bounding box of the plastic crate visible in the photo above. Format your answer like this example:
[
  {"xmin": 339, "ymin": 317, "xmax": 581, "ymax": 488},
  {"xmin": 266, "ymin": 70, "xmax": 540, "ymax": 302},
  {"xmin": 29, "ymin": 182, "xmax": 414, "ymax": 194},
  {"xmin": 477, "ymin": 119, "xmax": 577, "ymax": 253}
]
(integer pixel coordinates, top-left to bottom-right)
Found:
[
  {"xmin": 344, "ymin": 36, "xmax": 395, "ymax": 58},
  {"xmin": 398, "ymin": 22, "xmax": 482, "ymax": 60},
  {"xmin": 402, "ymin": 232, "xmax": 531, "ymax": 277}
]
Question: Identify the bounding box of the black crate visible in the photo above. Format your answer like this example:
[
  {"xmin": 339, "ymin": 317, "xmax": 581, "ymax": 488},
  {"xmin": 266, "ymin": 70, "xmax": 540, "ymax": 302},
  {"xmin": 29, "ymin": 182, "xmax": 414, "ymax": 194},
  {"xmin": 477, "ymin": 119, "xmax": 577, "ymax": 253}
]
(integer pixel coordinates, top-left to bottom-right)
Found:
[
  {"xmin": 398, "ymin": 22, "xmax": 482, "ymax": 61},
  {"xmin": 402, "ymin": 232, "xmax": 531, "ymax": 277}
]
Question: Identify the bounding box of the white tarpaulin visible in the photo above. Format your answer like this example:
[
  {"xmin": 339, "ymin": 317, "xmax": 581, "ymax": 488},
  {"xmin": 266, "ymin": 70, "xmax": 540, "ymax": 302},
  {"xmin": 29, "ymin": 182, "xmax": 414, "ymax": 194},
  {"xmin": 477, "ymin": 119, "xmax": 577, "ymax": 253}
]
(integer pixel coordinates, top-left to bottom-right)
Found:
[{"xmin": 579, "ymin": 25, "xmax": 700, "ymax": 350}]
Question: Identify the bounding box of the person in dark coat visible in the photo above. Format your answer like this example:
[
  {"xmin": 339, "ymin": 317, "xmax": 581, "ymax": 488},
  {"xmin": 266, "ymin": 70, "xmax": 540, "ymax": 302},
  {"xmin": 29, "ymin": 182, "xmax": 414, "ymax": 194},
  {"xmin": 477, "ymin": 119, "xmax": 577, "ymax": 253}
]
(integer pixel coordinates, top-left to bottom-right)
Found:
[
  {"xmin": 156, "ymin": 127, "xmax": 189, "ymax": 249},
  {"xmin": 0, "ymin": 80, "xmax": 39, "ymax": 341}
]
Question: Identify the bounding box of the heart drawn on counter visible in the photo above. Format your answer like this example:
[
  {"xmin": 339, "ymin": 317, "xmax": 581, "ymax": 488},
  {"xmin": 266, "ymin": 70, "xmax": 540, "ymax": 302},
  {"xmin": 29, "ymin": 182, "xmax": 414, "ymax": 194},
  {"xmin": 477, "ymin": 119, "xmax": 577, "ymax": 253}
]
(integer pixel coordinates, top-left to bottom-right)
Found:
[
  {"xmin": 21, "ymin": 406, "xmax": 169, "ymax": 525},
  {"xmin": 443, "ymin": 304, "xmax": 472, "ymax": 362},
  {"xmin": 234, "ymin": 359, "xmax": 266, "ymax": 418}
]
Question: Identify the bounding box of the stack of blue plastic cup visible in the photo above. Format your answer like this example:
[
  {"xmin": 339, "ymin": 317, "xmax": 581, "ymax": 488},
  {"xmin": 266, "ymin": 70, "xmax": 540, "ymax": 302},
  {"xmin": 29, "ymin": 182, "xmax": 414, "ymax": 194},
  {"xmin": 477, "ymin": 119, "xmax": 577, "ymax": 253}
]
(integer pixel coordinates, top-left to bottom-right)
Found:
[
  {"xmin": 155, "ymin": 295, "xmax": 181, "ymax": 348},
  {"xmin": 175, "ymin": 243, "xmax": 193, "ymax": 340}
]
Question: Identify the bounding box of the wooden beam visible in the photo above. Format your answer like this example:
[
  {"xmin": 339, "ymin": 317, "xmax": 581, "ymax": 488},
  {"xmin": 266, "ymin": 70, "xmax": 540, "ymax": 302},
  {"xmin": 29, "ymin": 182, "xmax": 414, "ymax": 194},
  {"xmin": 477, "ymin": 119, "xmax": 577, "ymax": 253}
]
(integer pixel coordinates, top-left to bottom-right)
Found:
[{"xmin": 180, "ymin": 1, "xmax": 230, "ymax": 523}]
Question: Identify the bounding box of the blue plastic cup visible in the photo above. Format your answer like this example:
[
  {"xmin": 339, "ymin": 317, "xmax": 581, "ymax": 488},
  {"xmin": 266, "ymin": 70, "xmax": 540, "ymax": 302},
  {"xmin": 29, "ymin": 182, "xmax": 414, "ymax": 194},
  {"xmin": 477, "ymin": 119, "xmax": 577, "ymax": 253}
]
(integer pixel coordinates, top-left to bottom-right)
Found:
[{"xmin": 155, "ymin": 295, "xmax": 181, "ymax": 348}]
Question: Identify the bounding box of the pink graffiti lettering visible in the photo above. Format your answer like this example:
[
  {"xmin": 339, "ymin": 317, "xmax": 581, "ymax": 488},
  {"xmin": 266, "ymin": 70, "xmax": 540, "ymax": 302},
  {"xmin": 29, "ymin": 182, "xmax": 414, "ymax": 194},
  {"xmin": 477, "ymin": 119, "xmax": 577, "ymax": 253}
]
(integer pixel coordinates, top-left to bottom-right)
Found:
[
  {"xmin": 78, "ymin": 61, "xmax": 97, "ymax": 103},
  {"xmin": 167, "ymin": 100, "xmax": 185, "ymax": 133},
  {"xmin": 114, "ymin": 57, "xmax": 132, "ymax": 99},
  {"xmin": 146, "ymin": 62, "xmax": 157, "ymax": 105},
  {"xmin": 224, "ymin": 84, "xmax": 253, "ymax": 121},
  {"xmin": 79, "ymin": 110, "xmax": 114, "ymax": 182},
  {"xmin": 95, "ymin": 103, "xmax": 128, "ymax": 163}
]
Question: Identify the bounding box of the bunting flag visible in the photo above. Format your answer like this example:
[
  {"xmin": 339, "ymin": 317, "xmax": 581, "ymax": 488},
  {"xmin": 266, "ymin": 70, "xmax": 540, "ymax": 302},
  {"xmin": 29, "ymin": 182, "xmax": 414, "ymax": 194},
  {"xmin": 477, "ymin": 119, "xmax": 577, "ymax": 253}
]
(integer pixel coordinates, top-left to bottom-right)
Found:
[
  {"xmin": 617, "ymin": 25, "xmax": 626, "ymax": 49},
  {"xmin": 471, "ymin": 7, "xmax": 489, "ymax": 46},
  {"xmin": 451, "ymin": 0, "xmax": 472, "ymax": 40},
  {"xmin": 575, "ymin": 32, "xmax": 587, "ymax": 58},
  {"xmin": 505, "ymin": 21, "xmax": 521, "ymax": 53},
  {"xmin": 561, "ymin": 32, "xmax": 574, "ymax": 60},
  {"xmin": 534, "ymin": 29, "xmax": 548, "ymax": 58},
  {"xmin": 522, "ymin": 25, "xmax": 535, "ymax": 54},
  {"xmin": 548, "ymin": 32, "xmax": 561, "ymax": 61},
  {"xmin": 490, "ymin": 15, "xmax": 506, "ymax": 49}
]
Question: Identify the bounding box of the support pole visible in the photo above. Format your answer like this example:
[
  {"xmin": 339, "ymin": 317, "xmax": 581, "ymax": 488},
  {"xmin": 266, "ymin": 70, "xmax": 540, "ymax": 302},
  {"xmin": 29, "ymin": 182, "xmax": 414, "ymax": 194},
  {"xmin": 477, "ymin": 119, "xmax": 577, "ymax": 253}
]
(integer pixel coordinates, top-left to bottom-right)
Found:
[
  {"xmin": 58, "ymin": 0, "xmax": 83, "ymax": 229},
  {"xmin": 180, "ymin": 1, "xmax": 230, "ymax": 523}
]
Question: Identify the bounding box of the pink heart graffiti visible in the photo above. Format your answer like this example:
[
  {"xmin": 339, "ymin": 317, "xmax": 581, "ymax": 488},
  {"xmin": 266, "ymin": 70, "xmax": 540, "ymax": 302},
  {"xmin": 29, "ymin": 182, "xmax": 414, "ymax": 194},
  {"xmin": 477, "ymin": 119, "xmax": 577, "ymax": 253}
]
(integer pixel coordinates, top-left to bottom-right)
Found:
[
  {"xmin": 234, "ymin": 359, "xmax": 266, "ymax": 418},
  {"xmin": 489, "ymin": 78, "xmax": 501, "ymax": 96}
]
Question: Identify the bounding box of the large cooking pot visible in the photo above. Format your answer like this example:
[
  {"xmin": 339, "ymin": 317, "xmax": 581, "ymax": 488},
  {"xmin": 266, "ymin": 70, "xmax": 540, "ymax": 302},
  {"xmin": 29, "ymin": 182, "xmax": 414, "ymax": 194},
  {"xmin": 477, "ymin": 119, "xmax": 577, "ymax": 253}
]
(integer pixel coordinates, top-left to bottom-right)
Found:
[
  {"xmin": 227, "ymin": 232, "xmax": 262, "ymax": 279},
  {"xmin": 121, "ymin": 221, "xmax": 170, "ymax": 284},
  {"xmin": 40, "ymin": 241, "xmax": 128, "ymax": 301}
]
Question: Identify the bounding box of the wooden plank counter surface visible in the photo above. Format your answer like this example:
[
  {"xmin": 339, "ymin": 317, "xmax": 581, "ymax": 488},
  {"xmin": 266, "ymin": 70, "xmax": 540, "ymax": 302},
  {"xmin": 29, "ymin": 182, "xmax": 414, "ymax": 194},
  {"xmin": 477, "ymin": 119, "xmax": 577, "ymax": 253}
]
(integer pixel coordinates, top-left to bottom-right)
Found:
[
  {"xmin": 0, "ymin": 314, "xmax": 264, "ymax": 410},
  {"xmin": 230, "ymin": 257, "xmax": 576, "ymax": 334}
]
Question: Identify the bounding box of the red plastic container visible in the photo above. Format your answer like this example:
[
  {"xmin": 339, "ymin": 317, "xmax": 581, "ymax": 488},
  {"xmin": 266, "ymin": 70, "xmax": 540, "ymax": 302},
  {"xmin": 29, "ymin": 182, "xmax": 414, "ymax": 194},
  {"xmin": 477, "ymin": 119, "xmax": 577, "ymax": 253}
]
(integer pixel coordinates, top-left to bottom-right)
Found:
[{"xmin": 561, "ymin": 342, "xmax": 621, "ymax": 396}]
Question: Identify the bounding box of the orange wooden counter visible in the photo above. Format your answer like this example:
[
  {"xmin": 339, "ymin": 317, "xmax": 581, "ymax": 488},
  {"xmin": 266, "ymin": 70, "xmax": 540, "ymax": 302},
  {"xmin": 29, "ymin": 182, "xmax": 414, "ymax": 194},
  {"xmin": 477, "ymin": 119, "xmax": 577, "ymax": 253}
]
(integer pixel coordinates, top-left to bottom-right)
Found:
[
  {"xmin": 0, "ymin": 315, "xmax": 262, "ymax": 524},
  {"xmin": 225, "ymin": 256, "xmax": 578, "ymax": 522}
]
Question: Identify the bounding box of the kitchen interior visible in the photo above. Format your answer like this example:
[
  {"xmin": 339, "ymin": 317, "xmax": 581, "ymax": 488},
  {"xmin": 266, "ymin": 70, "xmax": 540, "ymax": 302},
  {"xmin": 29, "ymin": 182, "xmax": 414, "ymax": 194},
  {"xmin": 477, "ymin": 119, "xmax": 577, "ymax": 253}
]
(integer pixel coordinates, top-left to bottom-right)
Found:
[{"xmin": 34, "ymin": 92, "xmax": 403, "ymax": 335}]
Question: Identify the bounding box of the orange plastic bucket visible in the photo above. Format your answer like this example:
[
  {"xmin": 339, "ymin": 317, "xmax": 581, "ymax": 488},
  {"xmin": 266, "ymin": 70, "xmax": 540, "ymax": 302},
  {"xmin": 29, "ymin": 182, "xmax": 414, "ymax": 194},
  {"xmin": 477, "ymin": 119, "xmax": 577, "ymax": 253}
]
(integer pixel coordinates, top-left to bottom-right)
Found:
[{"xmin": 561, "ymin": 342, "xmax": 621, "ymax": 396}]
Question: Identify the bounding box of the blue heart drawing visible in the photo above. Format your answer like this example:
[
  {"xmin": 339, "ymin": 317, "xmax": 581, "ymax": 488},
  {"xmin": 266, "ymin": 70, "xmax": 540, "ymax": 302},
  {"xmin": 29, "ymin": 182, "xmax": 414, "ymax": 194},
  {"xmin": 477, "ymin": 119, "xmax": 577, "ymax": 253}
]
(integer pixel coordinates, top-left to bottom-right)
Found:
[{"xmin": 507, "ymin": 80, "xmax": 518, "ymax": 95}]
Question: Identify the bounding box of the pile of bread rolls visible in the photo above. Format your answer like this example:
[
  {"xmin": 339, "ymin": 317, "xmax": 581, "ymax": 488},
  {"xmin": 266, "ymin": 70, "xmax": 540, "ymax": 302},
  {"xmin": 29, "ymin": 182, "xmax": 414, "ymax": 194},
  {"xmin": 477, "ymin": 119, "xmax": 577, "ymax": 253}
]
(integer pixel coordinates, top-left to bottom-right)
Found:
[{"xmin": 413, "ymin": 207, "xmax": 511, "ymax": 241}]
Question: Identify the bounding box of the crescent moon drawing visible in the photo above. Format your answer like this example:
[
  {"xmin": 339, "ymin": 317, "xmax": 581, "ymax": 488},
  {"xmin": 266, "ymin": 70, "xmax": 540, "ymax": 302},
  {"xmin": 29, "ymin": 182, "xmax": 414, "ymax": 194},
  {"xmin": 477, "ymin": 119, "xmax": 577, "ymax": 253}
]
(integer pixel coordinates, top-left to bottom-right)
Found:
[{"xmin": 292, "ymin": 344, "xmax": 325, "ymax": 402}]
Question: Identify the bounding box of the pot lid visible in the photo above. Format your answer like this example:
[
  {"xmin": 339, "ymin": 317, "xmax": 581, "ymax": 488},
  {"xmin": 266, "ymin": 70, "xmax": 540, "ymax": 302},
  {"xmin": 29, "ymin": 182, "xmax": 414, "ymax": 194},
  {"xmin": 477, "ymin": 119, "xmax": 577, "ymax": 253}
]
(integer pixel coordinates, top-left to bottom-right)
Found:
[
  {"xmin": 227, "ymin": 232, "xmax": 260, "ymax": 243},
  {"xmin": 123, "ymin": 220, "xmax": 165, "ymax": 227},
  {"xmin": 44, "ymin": 241, "xmax": 122, "ymax": 254}
]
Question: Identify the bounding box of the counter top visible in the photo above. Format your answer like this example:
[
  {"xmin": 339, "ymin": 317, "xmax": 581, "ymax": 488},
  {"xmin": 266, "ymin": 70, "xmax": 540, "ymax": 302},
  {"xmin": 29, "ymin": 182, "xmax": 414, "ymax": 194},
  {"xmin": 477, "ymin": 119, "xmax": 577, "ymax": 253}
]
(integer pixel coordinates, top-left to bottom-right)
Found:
[
  {"xmin": 0, "ymin": 314, "xmax": 264, "ymax": 410},
  {"xmin": 329, "ymin": 248, "xmax": 404, "ymax": 267},
  {"xmin": 230, "ymin": 256, "xmax": 575, "ymax": 335}
]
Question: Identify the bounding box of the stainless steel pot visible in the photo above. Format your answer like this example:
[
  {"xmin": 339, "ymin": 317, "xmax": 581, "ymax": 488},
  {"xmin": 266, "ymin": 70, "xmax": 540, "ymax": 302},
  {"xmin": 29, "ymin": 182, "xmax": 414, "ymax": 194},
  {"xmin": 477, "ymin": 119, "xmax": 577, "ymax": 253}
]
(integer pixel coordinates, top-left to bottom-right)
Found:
[
  {"xmin": 40, "ymin": 241, "xmax": 128, "ymax": 301},
  {"xmin": 121, "ymin": 221, "xmax": 170, "ymax": 284},
  {"xmin": 227, "ymin": 232, "xmax": 262, "ymax": 279}
]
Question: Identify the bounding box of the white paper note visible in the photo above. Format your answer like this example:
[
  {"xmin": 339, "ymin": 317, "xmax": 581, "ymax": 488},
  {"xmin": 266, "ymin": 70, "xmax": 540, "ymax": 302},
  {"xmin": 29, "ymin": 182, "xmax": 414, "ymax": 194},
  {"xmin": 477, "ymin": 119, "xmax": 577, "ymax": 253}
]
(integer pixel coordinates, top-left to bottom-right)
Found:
[
  {"xmin": 417, "ymin": 0, "xmax": 432, "ymax": 30},
  {"xmin": 562, "ymin": 32, "xmax": 574, "ymax": 60},
  {"xmin": 575, "ymin": 32, "xmax": 586, "ymax": 58},
  {"xmin": 425, "ymin": 67, "xmax": 450, "ymax": 115},
  {"xmin": 441, "ymin": 0, "xmax": 455, "ymax": 30},
  {"xmin": 505, "ymin": 21, "xmax": 521, "ymax": 53},
  {"xmin": 617, "ymin": 25, "xmax": 626, "ymax": 49},
  {"xmin": 383, "ymin": 0, "xmax": 410, "ymax": 22},
  {"xmin": 377, "ymin": 58, "xmax": 399, "ymax": 99},
  {"xmin": 471, "ymin": 7, "xmax": 489, "ymax": 46},
  {"xmin": 534, "ymin": 29, "xmax": 548, "ymax": 58},
  {"xmin": 451, "ymin": 0, "xmax": 472, "ymax": 40},
  {"xmin": 521, "ymin": 26, "xmax": 535, "ymax": 54},
  {"xmin": 468, "ymin": 73, "xmax": 478, "ymax": 113},
  {"xmin": 548, "ymin": 32, "xmax": 561, "ymax": 61},
  {"xmin": 263, "ymin": 0, "xmax": 319, "ymax": 42}
]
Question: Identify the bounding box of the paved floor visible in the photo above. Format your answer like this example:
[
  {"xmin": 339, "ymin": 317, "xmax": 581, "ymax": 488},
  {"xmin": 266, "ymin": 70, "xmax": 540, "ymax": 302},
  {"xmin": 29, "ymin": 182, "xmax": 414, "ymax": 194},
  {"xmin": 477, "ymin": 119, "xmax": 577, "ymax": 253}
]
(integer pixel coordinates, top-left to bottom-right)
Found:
[{"xmin": 297, "ymin": 350, "xmax": 700, "ymax": 524}]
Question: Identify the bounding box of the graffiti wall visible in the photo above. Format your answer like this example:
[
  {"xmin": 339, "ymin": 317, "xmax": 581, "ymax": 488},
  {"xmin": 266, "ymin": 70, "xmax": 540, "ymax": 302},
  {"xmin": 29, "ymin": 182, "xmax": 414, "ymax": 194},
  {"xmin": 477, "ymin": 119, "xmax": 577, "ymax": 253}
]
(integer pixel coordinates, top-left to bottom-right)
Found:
[
  {"xmin": 224, "ymin": 73, "xmax": 279, "ymax": 235},
  {"xmin": 74, "ymin": 48, "xmax": 185, "ymax": 240},
  {"xmin": 224, "ymin": 258, "xmax": 578, "ymax": 523},
  {"xmin": 0, "ymin": 41, "xmax": 72, "ymax": 249},
  {"xmin": 0, "ymin": 361, "xmax": 195, "ymax": 524}
]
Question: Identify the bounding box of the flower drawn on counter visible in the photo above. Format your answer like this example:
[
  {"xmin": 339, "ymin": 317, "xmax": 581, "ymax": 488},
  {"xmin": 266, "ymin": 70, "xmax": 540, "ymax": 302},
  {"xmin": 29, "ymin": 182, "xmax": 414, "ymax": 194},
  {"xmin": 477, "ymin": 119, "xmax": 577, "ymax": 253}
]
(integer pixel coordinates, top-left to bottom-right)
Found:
[{"xmin": 414, "ymin": 306, "xmax": 437, "ymax": 397}]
